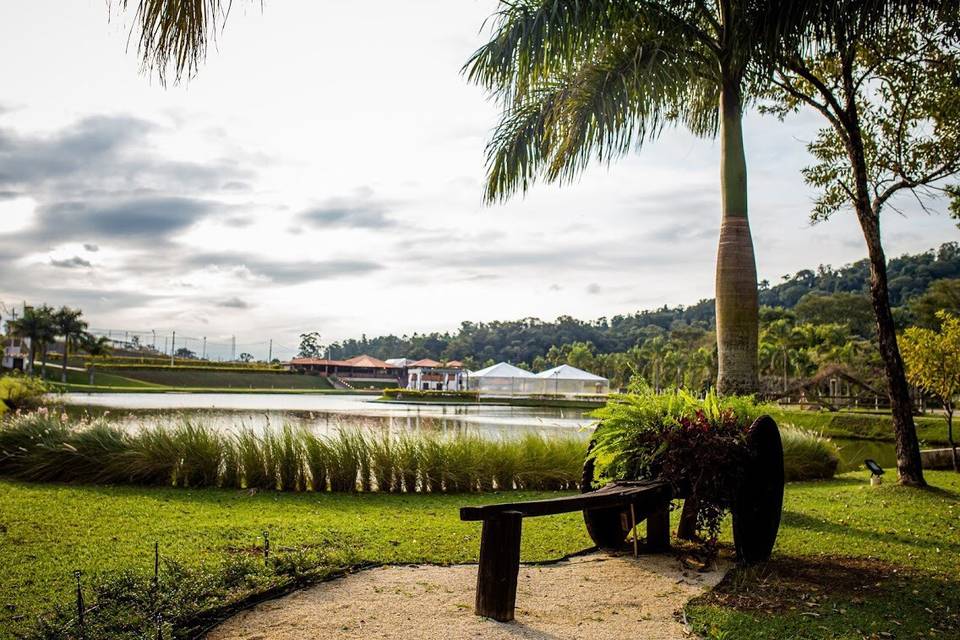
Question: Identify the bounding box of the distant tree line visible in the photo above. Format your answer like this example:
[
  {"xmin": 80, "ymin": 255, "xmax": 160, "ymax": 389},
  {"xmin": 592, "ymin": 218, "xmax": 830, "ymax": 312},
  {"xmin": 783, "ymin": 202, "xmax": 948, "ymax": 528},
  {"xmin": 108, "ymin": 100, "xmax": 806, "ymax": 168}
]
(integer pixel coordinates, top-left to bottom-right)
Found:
[{"xmin": 326, "ymin": 243, "xmax": 960, "ymax": 378}]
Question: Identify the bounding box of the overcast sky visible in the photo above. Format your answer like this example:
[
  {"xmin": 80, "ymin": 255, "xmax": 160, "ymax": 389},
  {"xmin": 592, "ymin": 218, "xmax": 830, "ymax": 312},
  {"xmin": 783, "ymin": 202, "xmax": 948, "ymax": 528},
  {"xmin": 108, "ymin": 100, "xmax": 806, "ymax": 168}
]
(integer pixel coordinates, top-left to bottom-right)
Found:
[{"xmin": 0, "ymin": 1, "xmax": 957, "ymax": 360}]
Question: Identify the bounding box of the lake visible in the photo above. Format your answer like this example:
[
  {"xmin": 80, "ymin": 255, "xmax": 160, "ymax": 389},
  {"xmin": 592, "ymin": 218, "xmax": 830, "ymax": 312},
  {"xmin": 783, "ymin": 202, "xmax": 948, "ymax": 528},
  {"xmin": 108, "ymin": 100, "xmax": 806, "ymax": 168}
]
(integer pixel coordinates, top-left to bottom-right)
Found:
[
  {"xmin": 58, "ymin": 392, "xmax": 597, "ymax": 439},
  {"xmin": 58, "ymin": 392, "xmax": 894, "ymax": 473}
]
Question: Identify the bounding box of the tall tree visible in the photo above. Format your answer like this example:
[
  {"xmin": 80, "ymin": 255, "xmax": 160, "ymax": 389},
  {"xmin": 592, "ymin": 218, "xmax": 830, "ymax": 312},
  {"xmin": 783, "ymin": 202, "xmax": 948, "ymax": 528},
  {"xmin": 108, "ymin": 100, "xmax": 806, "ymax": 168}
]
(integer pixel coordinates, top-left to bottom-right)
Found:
[
  {"xmin": 462, "ymin": 1, "xmax": 898, "ymax": 394},
  {"xmin": 53, "ymin": 307, "xmax": 88, "ymax": 384},
  {"xmin": 765, "ymin": 4, "xmax": 959, "ymax": 485}
]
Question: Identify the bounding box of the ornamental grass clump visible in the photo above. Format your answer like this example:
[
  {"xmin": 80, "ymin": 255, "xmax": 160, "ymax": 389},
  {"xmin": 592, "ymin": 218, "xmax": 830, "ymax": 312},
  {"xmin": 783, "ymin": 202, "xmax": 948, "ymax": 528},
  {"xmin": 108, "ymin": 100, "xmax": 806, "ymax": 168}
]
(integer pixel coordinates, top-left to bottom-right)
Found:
[
  {"xmin": 780, "ymin": 426, "xmax": 840, "ymax": 481},
  {"xmin": 0, "ymin": 411, "xmax": 587, "ymax": 494},
  {"xmin": 590, "ymin": 387, "xmax": 766, "ymax": 549}
]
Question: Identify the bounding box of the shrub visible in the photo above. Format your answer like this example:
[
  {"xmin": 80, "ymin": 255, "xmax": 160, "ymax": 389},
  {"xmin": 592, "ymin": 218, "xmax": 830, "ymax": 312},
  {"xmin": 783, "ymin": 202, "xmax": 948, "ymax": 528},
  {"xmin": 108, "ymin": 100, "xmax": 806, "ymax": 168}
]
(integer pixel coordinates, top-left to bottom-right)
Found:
[
  {"xmin": 780, "ymin": 426, "xmax": 840, "ymax": 481},
  {"xmin": 0, "ymin": 374, "xmax": 48, "ymax": 412}
]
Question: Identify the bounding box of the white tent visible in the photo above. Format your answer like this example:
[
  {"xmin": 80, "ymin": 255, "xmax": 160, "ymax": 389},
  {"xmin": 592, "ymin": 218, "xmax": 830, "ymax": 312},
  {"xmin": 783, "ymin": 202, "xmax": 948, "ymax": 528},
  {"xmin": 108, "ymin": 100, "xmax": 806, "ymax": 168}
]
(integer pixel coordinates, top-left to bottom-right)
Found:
[
  {"xmin": 466, "ymin": 362, "xmax": 537, "ymax": 395},
  {"xmin": 534, "ymin": 364, "xmax": 610, "ymax": 396}
]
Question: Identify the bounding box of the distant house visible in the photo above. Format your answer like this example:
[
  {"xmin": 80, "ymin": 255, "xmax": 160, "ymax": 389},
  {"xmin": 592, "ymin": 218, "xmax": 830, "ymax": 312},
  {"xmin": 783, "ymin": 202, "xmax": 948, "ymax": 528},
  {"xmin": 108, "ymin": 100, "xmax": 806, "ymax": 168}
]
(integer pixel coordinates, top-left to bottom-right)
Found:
[
  {"xmin": 286, "ymin": 354, "xmax": 404, "ymax": 387},
  {"xmin": 2, "ymin": 337, "xmax": 29, "ymax": 371},
  {"xmin": 406, "ymin": 359, "xmax": 465, "ymax": 391}
]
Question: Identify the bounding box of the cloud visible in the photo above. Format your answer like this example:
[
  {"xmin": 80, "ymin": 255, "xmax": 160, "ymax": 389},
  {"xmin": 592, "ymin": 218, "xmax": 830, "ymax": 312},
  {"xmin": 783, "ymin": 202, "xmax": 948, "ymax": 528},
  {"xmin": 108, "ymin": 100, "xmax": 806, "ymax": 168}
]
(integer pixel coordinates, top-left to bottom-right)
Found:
[
  {"xmin": 216, "ymin": 297, "xmax": 251, "ymax": 309},
  {"xmin": 83, "ymin": 243, "xmax": 99, "ymax": 252},
  {"xmin": 299, "ymin": 196, "xmax": 395, "ymax": 229},
  {"xmin": 18, "ymin": 196, "xmax": 219, "ymax": 246},
  {"xmin": 50, "ymin": 256, "xmax": 92, "ymax": 269},
  {"xmin": 184, "ymin": 251, "xmax": 384, "ymax": 284},
  {"xmin": 586, "ymin": 283, "xmax": 602, "ymax": 295},
  {"xmin": 0, "ymin": 114, "xmax": 252, "ymax": 198}
]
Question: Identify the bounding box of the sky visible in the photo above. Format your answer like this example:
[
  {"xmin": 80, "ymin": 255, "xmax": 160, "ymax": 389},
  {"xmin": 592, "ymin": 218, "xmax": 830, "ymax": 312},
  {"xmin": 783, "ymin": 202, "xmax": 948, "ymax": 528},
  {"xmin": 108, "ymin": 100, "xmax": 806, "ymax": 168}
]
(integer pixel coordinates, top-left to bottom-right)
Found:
[{"xmin": 0, "ymin": 0, "xmax": 957, "ymax": 361}]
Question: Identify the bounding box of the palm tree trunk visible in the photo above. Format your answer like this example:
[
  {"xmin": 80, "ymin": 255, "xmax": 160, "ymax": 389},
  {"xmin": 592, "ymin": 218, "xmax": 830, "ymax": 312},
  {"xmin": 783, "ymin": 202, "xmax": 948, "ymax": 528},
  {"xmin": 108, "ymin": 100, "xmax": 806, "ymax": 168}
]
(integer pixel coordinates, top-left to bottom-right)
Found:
[
  {"xmin": 61, "ymin": 339, "xmax": 69, "ymax": 383},
  {"xmin": 40, "ymin": 343, "xmax": 48, "ymax": 379},
  {"xmin": 715, "ymin": 78, "xmax": 759, "ymax": 395},
  {"xmin": 27, "ymin": 338, "xmax": 36, "ymax": 375}
]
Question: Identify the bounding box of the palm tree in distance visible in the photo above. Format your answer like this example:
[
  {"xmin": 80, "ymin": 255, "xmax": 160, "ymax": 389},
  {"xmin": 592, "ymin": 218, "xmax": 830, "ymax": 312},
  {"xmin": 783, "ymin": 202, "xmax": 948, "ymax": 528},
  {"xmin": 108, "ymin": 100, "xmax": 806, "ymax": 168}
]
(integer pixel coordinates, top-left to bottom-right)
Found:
[
  {"xmin": 81, "ymin": 334, "xmax": 113, "ymax": 385},
  {"xmin": 462, "ymin": 0, "xmax": 929, "ymax": 394},
  {"xmin": 53, "ymin": 307, "xmax": 88, "ymax": 384},
  {"xmin": 8, "ymin": 306, "xmax": 49, "ymax": 375}
]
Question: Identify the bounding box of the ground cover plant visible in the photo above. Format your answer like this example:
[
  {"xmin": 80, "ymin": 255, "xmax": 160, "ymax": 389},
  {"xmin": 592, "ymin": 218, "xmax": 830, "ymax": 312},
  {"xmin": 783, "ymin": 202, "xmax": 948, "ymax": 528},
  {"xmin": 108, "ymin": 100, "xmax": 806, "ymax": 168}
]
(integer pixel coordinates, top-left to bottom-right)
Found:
[{"xmin": 0, "ymin": 471, "xmax": 956, "ymax": 639}]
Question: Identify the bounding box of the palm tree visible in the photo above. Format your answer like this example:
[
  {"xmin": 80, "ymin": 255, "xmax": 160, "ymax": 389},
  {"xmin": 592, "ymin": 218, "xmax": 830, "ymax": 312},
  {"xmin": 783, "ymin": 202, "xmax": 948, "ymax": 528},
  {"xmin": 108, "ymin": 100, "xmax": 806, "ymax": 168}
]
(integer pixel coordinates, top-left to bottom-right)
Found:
[
  {"xmin": 761, "ymin": 318, "xmax": 800, "ymax": 392},
  {"xmin": 53, "ymin": 307, "xmax": 88, "ymax": 384},
  {"xmin": 8, "ymin": 305, "xmax": 54, "ymax": 375},
  {"xmin": 462, "ymin": 1, "xmax": 924, "ymax": 395},
  {"xmin": 81, "ymin": 334, "xmax": 113, "ymax": 385}
]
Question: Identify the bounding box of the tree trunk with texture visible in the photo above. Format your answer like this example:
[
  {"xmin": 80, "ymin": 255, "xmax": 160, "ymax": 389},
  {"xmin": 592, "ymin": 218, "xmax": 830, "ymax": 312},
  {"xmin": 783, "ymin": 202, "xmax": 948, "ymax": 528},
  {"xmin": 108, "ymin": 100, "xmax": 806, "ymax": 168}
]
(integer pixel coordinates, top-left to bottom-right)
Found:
[
  {"xmin": 715, "ymin": 80, "xmax": 759, "ymax": 395},
  {"xmin": 946, "ymin": 406, "xmax": 957, "ymax": 472},
  {"xmin": 836, "ymin": 44, "xmax": 925, "ymax": 486},
  {"xmin": 860, "ymin": 219, "xmax": 925, "ymax": 485}
]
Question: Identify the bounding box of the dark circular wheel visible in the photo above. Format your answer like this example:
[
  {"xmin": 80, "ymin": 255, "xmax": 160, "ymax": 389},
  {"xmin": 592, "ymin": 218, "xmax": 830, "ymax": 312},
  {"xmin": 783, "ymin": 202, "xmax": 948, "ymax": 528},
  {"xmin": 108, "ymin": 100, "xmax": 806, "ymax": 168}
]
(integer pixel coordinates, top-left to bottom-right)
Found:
[
  {"xmin": 731, "ymin": 415, "xmax": 785, "ymax": 564},
  {"xmin": 581, "ymin": 440, "xmax": 632, "ymax": 549}
]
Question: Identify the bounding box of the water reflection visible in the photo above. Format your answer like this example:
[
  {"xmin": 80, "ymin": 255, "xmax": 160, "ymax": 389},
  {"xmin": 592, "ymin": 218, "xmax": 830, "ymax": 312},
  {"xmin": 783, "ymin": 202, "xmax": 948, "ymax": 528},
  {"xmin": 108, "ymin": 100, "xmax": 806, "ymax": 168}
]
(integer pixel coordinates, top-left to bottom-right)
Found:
[{"xmin": 59, "ymin": 393, "xmax": 597, "ymax": 440}]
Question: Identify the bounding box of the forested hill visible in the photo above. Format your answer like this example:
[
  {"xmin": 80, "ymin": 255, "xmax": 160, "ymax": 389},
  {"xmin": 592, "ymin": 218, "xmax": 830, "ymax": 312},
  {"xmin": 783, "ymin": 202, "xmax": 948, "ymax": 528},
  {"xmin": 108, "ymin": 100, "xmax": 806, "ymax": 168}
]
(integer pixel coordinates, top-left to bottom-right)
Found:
[{"xmin": 325, "ymin": 242, "xmax": 960, "ymax": 364}]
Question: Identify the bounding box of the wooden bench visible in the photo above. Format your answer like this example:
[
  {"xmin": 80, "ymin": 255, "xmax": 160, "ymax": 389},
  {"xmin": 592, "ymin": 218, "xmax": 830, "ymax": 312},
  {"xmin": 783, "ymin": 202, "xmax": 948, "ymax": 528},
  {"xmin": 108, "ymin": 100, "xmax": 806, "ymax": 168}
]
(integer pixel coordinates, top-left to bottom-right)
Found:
[
  {"xmin": 459, "ymin": 415, "xmax": 785, "ymax": 622},
  {"xmin": 459, "ymin": 480, "xmax": 673, "ymax": 621}
]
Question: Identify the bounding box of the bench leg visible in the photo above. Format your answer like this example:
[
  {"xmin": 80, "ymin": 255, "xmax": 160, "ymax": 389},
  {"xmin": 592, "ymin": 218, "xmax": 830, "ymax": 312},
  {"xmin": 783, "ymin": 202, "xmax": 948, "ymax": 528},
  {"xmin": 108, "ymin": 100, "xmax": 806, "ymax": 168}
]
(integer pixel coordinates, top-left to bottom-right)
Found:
[
  {"xmin": 475, "ymin": 510, "xmax": 522, "ymax": 622},
  {"xmin": 646, "ymin": 501, "xmax": 671, "ymax": 552}
]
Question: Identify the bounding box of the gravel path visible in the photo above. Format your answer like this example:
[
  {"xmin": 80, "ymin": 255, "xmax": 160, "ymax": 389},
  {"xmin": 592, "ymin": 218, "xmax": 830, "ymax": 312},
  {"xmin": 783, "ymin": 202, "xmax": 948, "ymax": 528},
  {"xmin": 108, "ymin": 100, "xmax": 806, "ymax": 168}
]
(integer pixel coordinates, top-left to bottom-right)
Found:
[{"xmin": 207, "ymin": 553, "xmax": 727, "ymax": 639}]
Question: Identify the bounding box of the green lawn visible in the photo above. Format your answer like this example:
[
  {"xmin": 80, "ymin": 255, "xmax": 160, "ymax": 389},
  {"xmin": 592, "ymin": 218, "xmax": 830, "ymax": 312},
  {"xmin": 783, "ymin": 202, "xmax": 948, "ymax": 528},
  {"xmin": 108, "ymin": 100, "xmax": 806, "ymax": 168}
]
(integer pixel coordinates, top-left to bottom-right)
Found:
[
  {"xmin": 0, "ymin": 472, "xmax": 957, "ymax": 639},
  {"xmin": 773, "ymin": 408, "xmax": 952, "ymax": 445},
  {"xmin": 39, "ymin": 368, "xmax": 160, "ymax": 388}
]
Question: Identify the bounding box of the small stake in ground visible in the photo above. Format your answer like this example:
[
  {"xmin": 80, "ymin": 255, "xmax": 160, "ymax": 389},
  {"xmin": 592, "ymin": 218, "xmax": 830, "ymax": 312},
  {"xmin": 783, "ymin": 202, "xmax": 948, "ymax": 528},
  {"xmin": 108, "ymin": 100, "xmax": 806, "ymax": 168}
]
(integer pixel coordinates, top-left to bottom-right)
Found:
[
  {"xmin": 153, "ymin": 541, "xmax": 160, "ymax": 587},
  {"xmin": 263, "ymin": 530, "xmax": 270, "ymax": 565},
  {"xmin": 74, "ymin": 570, "xmax": 85, "ymax": 638}
]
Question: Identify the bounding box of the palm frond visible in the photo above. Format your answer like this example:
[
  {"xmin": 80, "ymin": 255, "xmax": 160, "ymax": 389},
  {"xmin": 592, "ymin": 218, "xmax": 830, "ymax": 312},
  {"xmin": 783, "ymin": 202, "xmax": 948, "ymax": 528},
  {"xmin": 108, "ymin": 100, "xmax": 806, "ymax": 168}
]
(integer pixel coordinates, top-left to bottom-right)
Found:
[
  {"xmin": 482, "ymin": 24, "xmax": 712, "ymax": 201},
  {"xmin": 116, "ymin": 0, "xmax": 238, "ymax": 85},
  {"xmin": 464, "ymin": 0, "xmax": 654, "ymax": 101}
]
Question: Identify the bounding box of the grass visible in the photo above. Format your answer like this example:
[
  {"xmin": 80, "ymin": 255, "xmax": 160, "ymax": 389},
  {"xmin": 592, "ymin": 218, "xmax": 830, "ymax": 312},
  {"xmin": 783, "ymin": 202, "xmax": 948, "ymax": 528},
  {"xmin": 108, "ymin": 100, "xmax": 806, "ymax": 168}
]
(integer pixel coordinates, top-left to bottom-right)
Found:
[
  {"xmin": 686, "ymin": 470, "xmax": 960, "ymax": 639},
  {"xmin": 39, "ymin": 368, "xmax": 160, "ymax": 388},
  {"xmin": 0, "ymin": 412, "xmax": 586, "ymax": 493},
  {"xmin": 0, "ymin": 471, "xmax": 957, "ymax": 638},
  {"xmin": 0, "ymin": 482, "xmax": 591, "ymax": 638},
  {"xmin": 773, "ymin": 408, "xmax": 951, "ymax": 445},
  {"xmin": 90, "ymin": 369, "xmax": 333, "ymax": 390}
]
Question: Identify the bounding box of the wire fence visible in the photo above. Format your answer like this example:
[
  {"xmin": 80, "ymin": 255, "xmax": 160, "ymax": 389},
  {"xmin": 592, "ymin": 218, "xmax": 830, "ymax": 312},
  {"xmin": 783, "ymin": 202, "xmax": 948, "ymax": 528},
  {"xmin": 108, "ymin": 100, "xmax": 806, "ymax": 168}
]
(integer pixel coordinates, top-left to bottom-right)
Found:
[{"xmin": 84, "ymin": 328, "xmax": 299, "ymax": 363}]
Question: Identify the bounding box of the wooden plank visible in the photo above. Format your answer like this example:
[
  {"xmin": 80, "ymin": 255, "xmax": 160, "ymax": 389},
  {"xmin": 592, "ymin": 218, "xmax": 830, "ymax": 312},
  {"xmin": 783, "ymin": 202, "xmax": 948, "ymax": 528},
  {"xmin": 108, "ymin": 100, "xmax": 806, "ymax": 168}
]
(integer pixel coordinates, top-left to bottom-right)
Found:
[
  {"xmin": 460, "ymin": 480, "xmax": 670, "ymax": 521},
  {"xmin": 645, "ymin": 502, "xmax": 671, "ymax": 552},
  {"xmin": 475, "ymin": 510, "xmax": 522, "ymax": 622}
]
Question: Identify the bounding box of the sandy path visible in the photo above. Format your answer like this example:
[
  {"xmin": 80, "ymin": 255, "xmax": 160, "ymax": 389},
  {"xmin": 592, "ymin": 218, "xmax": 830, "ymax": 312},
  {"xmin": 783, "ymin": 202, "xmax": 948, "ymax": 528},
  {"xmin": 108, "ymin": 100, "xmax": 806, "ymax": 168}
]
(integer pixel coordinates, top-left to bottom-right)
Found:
[{"xmin": 207, "ymin": 553, "xmax": 726, "ymax": 640}]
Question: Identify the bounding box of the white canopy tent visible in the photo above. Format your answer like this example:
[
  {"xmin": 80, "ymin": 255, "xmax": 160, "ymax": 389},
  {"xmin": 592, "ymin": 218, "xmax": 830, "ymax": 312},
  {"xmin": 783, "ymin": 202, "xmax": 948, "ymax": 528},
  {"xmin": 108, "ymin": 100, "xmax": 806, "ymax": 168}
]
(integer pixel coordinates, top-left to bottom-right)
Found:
[
  {"xmin": 466, "ymin": 362, "xmax": 537, "ymax": 395},
  {"xmin": 534, "ymin": 364, "xmax": 610, "ymax": 396},
  {"xmin": 466, "ymin": 362, "xmax": 610, "ymax": 397}
]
